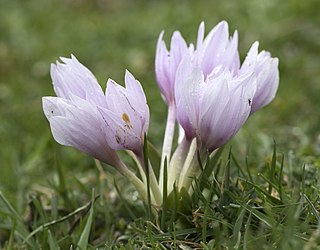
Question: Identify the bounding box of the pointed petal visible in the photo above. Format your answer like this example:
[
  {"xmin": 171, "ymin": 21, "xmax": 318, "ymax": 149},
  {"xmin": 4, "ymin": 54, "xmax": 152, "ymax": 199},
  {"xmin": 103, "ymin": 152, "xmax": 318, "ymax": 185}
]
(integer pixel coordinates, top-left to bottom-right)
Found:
[
  {"xmin": 240, "ymin": 42, "xmax": 279, "ymax": 113},
  {"xmin": 155, "ymin": 32, "xmax": 172, "ymax": 103},
  {"xmin": 251, "ymin": 57, "xmax": 279, "ymax": 113},
  {"xmin": 200, "ymin": 20, "xmax": 230, "ymax": 76},
  {"xmin": 196, "ymin": 21, "xmax": 205, "ymax": 50},
  {"xmin": 42, "ymin": 97, "xmax": 119, "ymax": 165},
  {"xmin": 98, "ymin": 107, "xmax": 142, "ymax": 152},
  {"xmin": 175, "ymin": 55, "xmax": 204, "ymax": 139},
  {"xmin": 51, "ymin": 55, "xmax": 106, "ymax": 107}
]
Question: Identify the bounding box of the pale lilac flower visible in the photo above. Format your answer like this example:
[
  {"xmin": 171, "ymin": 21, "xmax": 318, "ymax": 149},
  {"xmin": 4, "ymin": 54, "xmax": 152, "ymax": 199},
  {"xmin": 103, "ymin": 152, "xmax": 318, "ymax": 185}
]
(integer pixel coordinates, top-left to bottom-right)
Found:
[
  {"xmin": 155, "ymin": 31, "xmax": 189, "ymax": 104},
  {"xmin": 43, "ymin": 55, "xmax": 149, "ymax": 165},
  {"xmin": 98, "ymin": 70, "xmax": 149, "ymax": 154},
  {"xmin": 156, "ymin": 21, "xmax": 279, "ymax": 113},
  {"xmin": 175, "ymin": 55, "xmax": 256, "ymax": 152}
]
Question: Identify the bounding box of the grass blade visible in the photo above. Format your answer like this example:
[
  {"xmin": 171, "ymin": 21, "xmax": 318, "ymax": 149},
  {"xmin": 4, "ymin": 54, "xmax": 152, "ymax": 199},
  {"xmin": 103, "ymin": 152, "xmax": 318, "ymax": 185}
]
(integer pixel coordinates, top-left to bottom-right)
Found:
[
  {"xmin": 77, "ymin": 189, "xmax": 95, "ymax": 250},
  {"xmin": 161, "ymin": 157, "xmax": 168, "ymax": 230},
  {"xmin": 269, "ymin": 141, "xmax": 277, "ymax": 194},
  {"xmin": 48, "ymin": 229, "xmax": 60, "ymax": 250},
  {"xmin": 232, "ymin": 207, "xmax": 246, "ymax": 249},
  {"xmin": 143, "ymin": 133, "xmax": 152, "ymax": 220}
]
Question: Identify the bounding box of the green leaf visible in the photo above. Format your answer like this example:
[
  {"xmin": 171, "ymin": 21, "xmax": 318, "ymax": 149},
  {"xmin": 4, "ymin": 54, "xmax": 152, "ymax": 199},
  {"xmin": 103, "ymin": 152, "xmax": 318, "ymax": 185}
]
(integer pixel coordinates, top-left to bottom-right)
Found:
[
  {"xmin": 48, "ymin": 229, "xmax": 60, "ymax": 250},
  {"xmin": 161, "ymin": 157, "xmax": 168, "ymax": 230},
  {"xmin": 147, "ymin": 140, "xmax": 161, "ymax": 179},
  {"xmin": 143, "ymin": 133, "xmax": 152, "ymax": 220},
  {"xmin": 199, "ymin": 146, "xmax": 224, "ymax": 190},
  {"xmin": 231, "ymin": 207, "xmax": 246, "ymax": 249},
  {"xmin": 269, "ymin": 141, "xmax": 277, "ymax": 194},
  {"xmin": 77, "ymin": 190, "xmax": 95, "ymax": 250},
  {"xmin": 239, "ymin": 202, "xmax": 276, "ymax": 228}
]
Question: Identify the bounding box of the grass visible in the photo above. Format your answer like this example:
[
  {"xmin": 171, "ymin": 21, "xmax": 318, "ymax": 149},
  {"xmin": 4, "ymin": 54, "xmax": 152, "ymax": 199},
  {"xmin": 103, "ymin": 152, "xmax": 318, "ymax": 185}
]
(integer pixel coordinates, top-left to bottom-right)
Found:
[{"xmin": 0, "ymin": 0, "xmax": 320, "ymax": 248}]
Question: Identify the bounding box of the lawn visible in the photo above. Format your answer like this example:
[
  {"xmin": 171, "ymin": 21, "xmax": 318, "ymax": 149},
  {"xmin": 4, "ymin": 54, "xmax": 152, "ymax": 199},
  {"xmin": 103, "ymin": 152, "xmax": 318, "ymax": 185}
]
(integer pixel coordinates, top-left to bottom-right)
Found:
[{"xmin": 0, "ymin": 0, "xmax": 320, "ymax": 248}]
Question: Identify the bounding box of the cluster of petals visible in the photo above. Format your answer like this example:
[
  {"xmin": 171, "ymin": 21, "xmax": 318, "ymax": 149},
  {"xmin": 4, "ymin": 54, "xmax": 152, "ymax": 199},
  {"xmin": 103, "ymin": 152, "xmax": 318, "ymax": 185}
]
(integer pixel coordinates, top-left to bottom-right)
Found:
[
  {"xmin": 156, "ymin": 21, "xmax": 279, "ymax": 151},
  {"xmin": 43, "ymin": 20, "xmax": 279, "ymax": 170},
  {"xmin": 43, "ymin": 55, "xmax": 149, "ymax": 165}
]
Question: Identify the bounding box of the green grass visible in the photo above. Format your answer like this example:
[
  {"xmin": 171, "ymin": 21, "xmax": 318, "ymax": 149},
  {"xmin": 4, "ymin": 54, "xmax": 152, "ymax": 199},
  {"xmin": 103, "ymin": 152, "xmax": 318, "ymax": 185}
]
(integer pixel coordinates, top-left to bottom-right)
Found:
[{"xmin": 0, "ymin": 0, "xmax": 320, "ymax": 248}]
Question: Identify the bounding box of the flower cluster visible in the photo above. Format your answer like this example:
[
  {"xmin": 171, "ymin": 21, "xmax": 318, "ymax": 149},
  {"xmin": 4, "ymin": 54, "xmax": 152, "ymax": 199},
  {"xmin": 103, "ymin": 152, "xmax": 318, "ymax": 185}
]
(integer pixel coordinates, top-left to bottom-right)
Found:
[{"xmin": 43, "ymin": 21, "xmax": 279, "ymax": 206}]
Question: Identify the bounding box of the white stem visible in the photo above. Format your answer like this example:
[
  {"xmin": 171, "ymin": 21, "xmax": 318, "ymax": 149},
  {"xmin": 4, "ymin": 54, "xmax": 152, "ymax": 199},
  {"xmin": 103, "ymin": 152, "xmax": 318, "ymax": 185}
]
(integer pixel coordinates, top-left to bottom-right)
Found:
[
  {"xmin": 179, "ymin": 147, "xmax": 208, "ymax": 193},
  {"xmin": 126, "ymin": 150, "xmax": 147, "ymax": 185},
  {"xmin": 159, "ymin": 104, "xmax": 176, "ymax": 194},
  {"xmin": 117, "ymin": 161, "xmax": 155, "ymax": 205},
  {"xmin": 167, "ymin": 137, "xmax": 191, "ymax": 194},
  {"xmin": 178, "ymin": 138, "xmax": 197, "ymax": 190},
  {"xmin": 136, "ymin": 154, "xmax": 162, "ymax": 206}
]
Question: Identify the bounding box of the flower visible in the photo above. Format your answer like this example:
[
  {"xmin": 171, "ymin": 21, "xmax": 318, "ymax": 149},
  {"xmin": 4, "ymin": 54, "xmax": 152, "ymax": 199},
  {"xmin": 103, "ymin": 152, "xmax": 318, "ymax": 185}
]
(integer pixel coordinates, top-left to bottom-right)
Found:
[
  {"xmin": 175, "ymin": 55, "xmax": 256, "ymax": 152},
  {"xmin": 43, "ymin": 55, "xmax": 149, "ymax": 165},
  {"xmin": 155, "ymin": 21, "xmax": 279, "ymax": 113}
]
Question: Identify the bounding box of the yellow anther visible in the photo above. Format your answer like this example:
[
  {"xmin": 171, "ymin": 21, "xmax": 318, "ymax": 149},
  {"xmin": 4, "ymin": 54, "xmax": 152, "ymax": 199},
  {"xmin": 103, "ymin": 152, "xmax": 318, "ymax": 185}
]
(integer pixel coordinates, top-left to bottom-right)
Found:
[{"xmin": 122, "ymin": 113, "xmax": 133, "ymax": 128}]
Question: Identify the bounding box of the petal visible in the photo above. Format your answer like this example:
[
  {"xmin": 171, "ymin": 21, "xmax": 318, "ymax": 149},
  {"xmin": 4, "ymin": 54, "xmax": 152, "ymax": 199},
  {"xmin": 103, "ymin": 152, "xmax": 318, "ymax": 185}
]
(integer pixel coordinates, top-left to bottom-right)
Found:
[
  {"xmin": 221, "ymin": 30, "xmax": 240, "ymax": 75},
  {"xmin": 155, "ymin": 31, "xmax": 188, "ymax": 104},
  {"xmin": 42, "ymin": 97, "xmax": 119, "ymax": 165},
  {"xmin": 169, "ymin": 31, "xmax": 188, "ymax": 79},
  {"xmin": 104, "ymin": 74, "xmax": 149, "ymax": 152},
  {"xmin": 98, "ymin": 107, "xmax": 142, "ymax": 152},
  {"xmin": 240, "ymin": 42, "xmax": 279, "ymax": 113},
  {"xmin": 175, "ymin": 55, "xmax": 204, "ymax": 139},
  {"xmin": 200, "ymin": 20, "xmax": 230, "ymax": 76},
  {"xmin": 124, "ymin": 70, "xmax": 150, "ymax": 133},
  {"xmin": 155, "ymin": 32, "xmax": 172, "ymax": 103},
  {"xmin": 240, "ymin": 41, "xmax": 259, "ymax": 75},
  {"xmin": 196, "ymin": 21, "xmax": 205, "ymax": 51},
  {"xmin": 199, "ymin": 73, "xmax": 256, "ymax": 151},
  {"xmin": 251, "ymin": 57, "xmax": 279, "ymax": 113},
  {"xmin": 51, "ymin": 55, "xmax": 106, "ymax": 107}
]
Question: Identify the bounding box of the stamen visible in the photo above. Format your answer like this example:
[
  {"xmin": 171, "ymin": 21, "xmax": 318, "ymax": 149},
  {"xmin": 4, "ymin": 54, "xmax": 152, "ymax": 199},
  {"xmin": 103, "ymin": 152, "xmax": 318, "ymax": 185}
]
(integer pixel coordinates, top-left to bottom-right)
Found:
[{"xmin": 122, "ymin": 113, "xmax": 133, "ymax": 128}]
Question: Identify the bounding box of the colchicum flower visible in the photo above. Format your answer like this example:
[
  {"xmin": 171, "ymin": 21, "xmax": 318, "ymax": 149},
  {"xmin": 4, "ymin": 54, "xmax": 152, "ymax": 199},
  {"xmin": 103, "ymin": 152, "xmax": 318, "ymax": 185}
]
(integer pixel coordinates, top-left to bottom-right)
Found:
[
  {"xmin": 43, "ymin": 55, "xmax": 149, "ymax": 161},
  {"xmin": 43, "ymin": 55, "xmax": 120, "ymax": 166},
  {"xmin": 156, "ymin": 21, "xmax": 279, "ymax": 113},
  {"xmin": 42, "ymin": 20, "xmax": 280, "ymax": 206},
  {"xmin": 157, "ymin": 21, "xmax": 279, "ymax": 191},
  {"xmin": 175, "ymin": 55, "xmax": 256, "ymax": 152},
  {"xmin": 43, "ymin": 56, "xmax": 153, "ymax": 202}
]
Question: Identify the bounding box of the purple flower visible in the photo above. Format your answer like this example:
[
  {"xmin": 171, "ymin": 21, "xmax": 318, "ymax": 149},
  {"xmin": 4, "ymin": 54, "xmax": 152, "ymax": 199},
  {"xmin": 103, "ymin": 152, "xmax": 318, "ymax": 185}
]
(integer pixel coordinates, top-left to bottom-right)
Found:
[
  {"xmin": 155, "ymin": 21, "xmax": 279, "ymax": 113},
  {"xmin": 43, "ymin": 55, "xmax": 149, "ymax": 165},
  {"xmin": 175, "ymin": 55, "xmax": 256, "ymax": 152}
]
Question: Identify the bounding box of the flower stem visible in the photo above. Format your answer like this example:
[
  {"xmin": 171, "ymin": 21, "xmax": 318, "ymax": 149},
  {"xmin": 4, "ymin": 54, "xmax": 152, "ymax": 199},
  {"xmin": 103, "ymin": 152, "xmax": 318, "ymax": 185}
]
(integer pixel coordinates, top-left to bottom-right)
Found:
[
  {"xmin": 178, "ymin": 141, "xmax": 207, "ymax": 192},
  {"xmin": 117, "ymin": 161, "xmax": 155, "ymax": 205},
  {"xmin": 159, "ymin": 104, "xmax": 176, "ymax": 194},
  {"xmin": 178, "ymin": 138, "xmax": 197, "ymax": 190},
  {"xmin": 136, "ymin": 154, "xmax": 162, "ymax": 206},
  {"xmin": 126, "ymin": 150, "xmax": 147, "ymax": 185},
  {"xmin": 167, "ymin": 137, "xmax": 191, "ymax": 194}
]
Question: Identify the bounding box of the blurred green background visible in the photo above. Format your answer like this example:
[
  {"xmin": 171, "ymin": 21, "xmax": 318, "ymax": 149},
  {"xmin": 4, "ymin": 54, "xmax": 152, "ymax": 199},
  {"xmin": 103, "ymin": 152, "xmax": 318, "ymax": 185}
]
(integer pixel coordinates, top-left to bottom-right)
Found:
[{"xmin": 0, "ymin": 0, "xmax": 319, "ymax": 210}]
